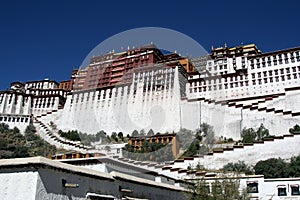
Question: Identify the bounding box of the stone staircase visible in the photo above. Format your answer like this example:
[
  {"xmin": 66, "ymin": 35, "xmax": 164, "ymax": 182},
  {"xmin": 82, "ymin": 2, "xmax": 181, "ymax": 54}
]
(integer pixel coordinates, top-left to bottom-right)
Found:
[
  {"xmin": 35, "ymin": 108, "xmax": 60, "ymax": 119},
  {"xmin": 33, "ymin": 117, "xmax": 89, "ymax": 153}
]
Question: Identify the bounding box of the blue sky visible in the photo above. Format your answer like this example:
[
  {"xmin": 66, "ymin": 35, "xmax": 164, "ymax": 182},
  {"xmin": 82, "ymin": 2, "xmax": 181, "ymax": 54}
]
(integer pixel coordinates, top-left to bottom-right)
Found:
[{"xmin": 0, "ymin": 0, "xmax": 299, "ymax": 90}]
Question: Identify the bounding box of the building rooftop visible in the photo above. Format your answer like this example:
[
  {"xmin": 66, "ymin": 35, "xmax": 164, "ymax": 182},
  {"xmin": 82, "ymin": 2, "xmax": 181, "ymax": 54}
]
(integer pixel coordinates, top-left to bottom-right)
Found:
[
  {"xmin": 0, "ymin": 156, "xmax": 113, "ymax": 180},
  {"xmin": 0, "ymin": 156, "xmax": 186, "ymax": 191}
]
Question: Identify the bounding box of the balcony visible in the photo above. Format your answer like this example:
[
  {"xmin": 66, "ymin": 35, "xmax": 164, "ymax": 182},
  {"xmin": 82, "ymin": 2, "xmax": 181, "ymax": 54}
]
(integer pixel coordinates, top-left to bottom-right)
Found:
[
  {"xmin": 111, "ymin": 73, "xmax": 123, "ymax": 78},
  {"xmin": 112, "ymin": 61, "xmax": 125, "ymax": 67},
  {"xmin": 110, "ymin": 78, "xmax": 121, "ymax": 83},
  {"xmin": 112, "ymin": 67, "xmax": 124, "ymax": 72}
]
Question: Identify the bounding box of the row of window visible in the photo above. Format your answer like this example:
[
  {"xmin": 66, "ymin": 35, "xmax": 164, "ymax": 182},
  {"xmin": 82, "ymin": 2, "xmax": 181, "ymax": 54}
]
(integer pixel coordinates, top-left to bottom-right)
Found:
[
  {"xmin": 253, "ymin": 73, "xmax": 299, "ymax": 85},
  {"xmin": 247, "ymin": 182, "xmax": 300, "ymax": 196},
  {"xmin": 250, "ymin": 52, "xmax": 300, "ymax": 69},
  {"xmin": 208, "ymin": 64, "xmax": 228, "ymax": 71},
  {"xmin": 190, "ymin": 75, "xmax": 248, "ymax": 87},
  {"xmin": 34, "ymin": 97, "xmax": 57, "ymax": 104},
  {"xmin": 30, "ymin": 90, "xmax": 65, "ymax": 96},
  {"xmin": 0, "ymin": 116, "xmax": 29, "ymax": 123},
  {"xmin": 34, "ymin": 103, "xmax": 55, "ymax": 108},
  {"xmin": 26, "ymin": 82, "xmax": 57, "ymax": 89},
  {"xmin": 252, "ymin": 66, "xmax": 300, "ymax": 78},
  {"xmin": 190, "ymin": 80, "xmax": 251, "ymax": 92},
  {"xmin": 190, "ymin": 72, "xmax": 300, "ymax": 92},
  {"xmin": 190, "ymin": 65, "xmax": 300, "ymax": 88}
]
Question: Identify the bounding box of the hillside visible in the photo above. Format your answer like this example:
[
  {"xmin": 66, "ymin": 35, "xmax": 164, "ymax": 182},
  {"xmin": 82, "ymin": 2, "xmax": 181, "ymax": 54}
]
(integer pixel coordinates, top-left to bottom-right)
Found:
[{"xmin": 0, "ymin": 123, "xmax": 56, "ymax": 159}]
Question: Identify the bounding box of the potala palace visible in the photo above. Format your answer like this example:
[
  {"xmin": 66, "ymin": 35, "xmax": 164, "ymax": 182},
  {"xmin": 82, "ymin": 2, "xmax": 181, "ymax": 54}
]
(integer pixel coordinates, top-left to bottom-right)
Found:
[
  {"xmin": 1, "ymin": 43, "xmax": 299, "ymax": 139},
  {"xmin": 1, "ymin": 43, "xmax": 300, "ymax": 199}
]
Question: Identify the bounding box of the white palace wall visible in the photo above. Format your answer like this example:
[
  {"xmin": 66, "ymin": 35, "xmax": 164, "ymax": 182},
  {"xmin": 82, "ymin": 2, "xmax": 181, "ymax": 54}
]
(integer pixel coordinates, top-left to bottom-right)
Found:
[
  {"xmin": 41, "ymin": 71, "xmax": 300, "ymax": 139},
  {"xmin": 55, "ymin": 67, "xmax": 182, "ymax": 135}
]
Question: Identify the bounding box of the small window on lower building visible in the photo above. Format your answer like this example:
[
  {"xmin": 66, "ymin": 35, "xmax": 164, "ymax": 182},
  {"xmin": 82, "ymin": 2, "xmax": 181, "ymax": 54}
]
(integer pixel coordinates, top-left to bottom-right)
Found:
[
  {"xmin": 291, "ymin": 185, "xmax": 300, "ymax": 195},
  {"xmin": 247, "ymin": 182, "xmax": 258, "ymax": 193},
  {"xmin": 278, "ymin": 186, "xmax": 287, "ymax": 196}
]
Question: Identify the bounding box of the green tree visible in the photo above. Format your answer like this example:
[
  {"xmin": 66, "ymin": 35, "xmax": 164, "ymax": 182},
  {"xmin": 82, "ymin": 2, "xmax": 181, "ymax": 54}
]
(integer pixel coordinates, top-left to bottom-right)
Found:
[
  {"xmin": 0, "ymin": 123, "xmax": 56, "ymax": 158},
  {"xmin": 288, "ymin": 155, "xmax": 300, "ymax": 177},
  {"xmin": 25, "ymin": 124, "xmax": 56, "ymax": 157},
  {"xmin": 0, "ymin": 123, "xmax": 9, "ymax": 133},
  {"xmin": 147, "ymin": 129, "xmax": 155, "ymax": 136},
  {"xmin": 96, "ymin": 130, "xmax": 106, "ymax": 141},
  {"xmin": 13, "ymin": 127, "xmax": 20, "ymax": 134},
  {"xmin": 187, "ymin": 176, "xmax": 249, "ymax": 200},
  {"xmin": 254, "ymin": 158, "xmax": 288, "ymax": 178},
  {"xmin": 201, "ymin": 123, "xmax": 215, "ymax": 148},
  {"xmin": 242, "ymin": 124, "xmax": 270, "ymax": 143},
  {"xmin": 111, "ymin": 132, "xmax": 118, "ymax": 142},
  {"xmin": 117, "ymin": 132, "xmax": 123, "ymax": 141},
  {"xmin": 241, "ymin": 127, "xmax": 256, "ymax": 143},
  {"xmin": 195, "ymin": 128, "xmax": 203, "ymax": 141},
  {"xmin": 181, "ymin": 140, "xmax": 200, "ymax": 158},
  {"xmin": 188, "ymin": 178, "xmax": 211, "ymax": 200},
  {"xmin": 132, "ymin": 130, "xmax": 139, "ymax": 137},
  {"xmin": 58, "ymin": 130, "xmax": 81, "ymax": 141},
  {"xmin": 289, "ymin": 124, "xmax": 300, "ymax": 134},
  {"xmin": 223, "ymin": 161, "xmax": 253, "ymax": 175},
  {"xmin": 256, "ymin": 123, "xmax": 269, "ymax": 141},
  {"xmin": 140, "ymin": 129, "xmax": 146, "ymax": 136},
  {"xmin": 177, "ymin": 128, "xmax": 194, "ymax": 150}
]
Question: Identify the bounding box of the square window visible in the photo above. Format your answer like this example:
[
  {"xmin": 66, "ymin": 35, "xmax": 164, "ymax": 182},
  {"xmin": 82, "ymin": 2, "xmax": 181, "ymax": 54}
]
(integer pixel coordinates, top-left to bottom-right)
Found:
[
  {"xmin": 278, "ymin": 187, "xmax": 287, "ymax": 196},
  {"xmin": 247, "ymin": 182, "xmax": 258, "ymax": 193},
  {"xmin": 257, "ymin": 64, "xmax": 260, "ymax": 68},
  {"xmin": 291, "ymin": 185, "xmax": 300, "ymax": 196},
  {"xmin": 258, "ymin": 72, "xmax": 261, "ymax": 78},
  {"xmin": 269, "ymin": 71, "xmax": 273, "ymax": 76}
]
